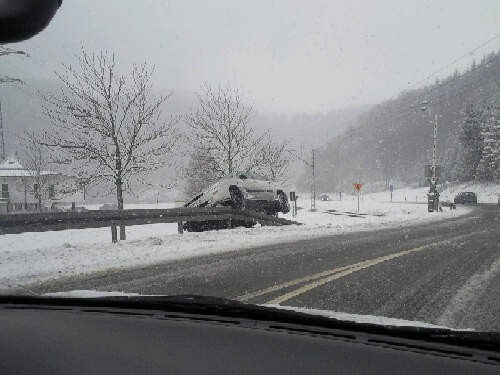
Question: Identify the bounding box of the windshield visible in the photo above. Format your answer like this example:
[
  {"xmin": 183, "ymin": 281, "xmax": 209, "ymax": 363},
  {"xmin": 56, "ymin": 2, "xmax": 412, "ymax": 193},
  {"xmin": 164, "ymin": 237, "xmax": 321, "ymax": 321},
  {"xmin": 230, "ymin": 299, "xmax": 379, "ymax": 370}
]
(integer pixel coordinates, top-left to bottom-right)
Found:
[{"xmin": 0, "ymin": 0, "xmax": 499, "ymax": 334}]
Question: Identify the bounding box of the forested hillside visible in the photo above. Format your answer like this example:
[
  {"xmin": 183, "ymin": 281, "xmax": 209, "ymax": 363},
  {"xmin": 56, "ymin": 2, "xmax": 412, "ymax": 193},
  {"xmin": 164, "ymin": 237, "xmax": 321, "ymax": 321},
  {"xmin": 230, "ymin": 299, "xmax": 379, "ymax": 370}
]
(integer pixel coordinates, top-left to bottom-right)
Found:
[{"xmin": 313, "ymin": 51, "xmax": 500, "ymax": 192}]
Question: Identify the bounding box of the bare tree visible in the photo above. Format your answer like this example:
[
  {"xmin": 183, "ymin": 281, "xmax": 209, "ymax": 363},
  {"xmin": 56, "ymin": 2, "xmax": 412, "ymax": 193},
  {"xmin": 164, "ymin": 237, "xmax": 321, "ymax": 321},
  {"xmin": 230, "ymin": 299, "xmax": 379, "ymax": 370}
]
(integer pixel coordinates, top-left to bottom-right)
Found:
[
  {"xmin": 185, "ymin": 84, "xmax": 264, "ymax": 178},
  {"xmin": 256, "ymin": 134, "xmax": 290, "ymax": 180},
  {"xmin": 21, "ymin": 133, "xmax": 52, "ymax": 210},
  {"xmin": 41, "ymin": 48, "xmax": 178, "ymax": 239},
  {"xmin": 183, "ymin": 148, "xmax": 220, "ymax": 197}
]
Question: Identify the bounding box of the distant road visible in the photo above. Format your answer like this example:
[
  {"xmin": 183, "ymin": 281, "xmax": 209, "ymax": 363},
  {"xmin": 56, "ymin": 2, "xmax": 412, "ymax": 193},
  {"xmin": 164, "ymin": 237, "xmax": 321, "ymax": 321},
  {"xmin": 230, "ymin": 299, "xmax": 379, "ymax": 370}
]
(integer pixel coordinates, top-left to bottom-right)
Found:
[{"xmin": 33, "ymin": 204, "xmax": 500, "ymax": 330}]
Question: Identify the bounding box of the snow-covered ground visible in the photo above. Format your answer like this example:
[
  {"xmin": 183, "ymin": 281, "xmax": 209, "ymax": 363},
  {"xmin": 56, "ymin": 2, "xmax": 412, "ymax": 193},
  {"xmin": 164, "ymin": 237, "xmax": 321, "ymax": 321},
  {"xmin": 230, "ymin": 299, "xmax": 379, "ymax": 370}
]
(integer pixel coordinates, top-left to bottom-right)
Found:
[{"xmin": 0, "ymin": 186, "xmax": 472, "ymax": 291}]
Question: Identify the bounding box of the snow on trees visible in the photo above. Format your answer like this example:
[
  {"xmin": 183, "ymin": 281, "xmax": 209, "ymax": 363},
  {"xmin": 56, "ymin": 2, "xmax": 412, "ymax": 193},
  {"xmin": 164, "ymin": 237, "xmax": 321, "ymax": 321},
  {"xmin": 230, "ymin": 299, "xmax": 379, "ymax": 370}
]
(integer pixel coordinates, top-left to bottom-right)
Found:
[
  {"xmin": 255, "ymin": 134, "xmax": 290, "ymax": 181},
  {"xmin": 183, "ymin": 84, "xmax": 291, "ymax": 196},
  {"xmin": 185, "ymin": 84, "xmax": 264, "ymax": 178},
  {"xmin": 40, "ymin": 48, "xmax": 178, "ymax": 239},
  {"xmin": 21, "ymin": 132, "xmax": 53, "ymax": 209},
  {"xmin": 475, "ymin": 103, "xmax": 500, "ymax": 181},
  {"xmin": 458, "ymin": 104, "xmax": 483, "ymax": 181}
]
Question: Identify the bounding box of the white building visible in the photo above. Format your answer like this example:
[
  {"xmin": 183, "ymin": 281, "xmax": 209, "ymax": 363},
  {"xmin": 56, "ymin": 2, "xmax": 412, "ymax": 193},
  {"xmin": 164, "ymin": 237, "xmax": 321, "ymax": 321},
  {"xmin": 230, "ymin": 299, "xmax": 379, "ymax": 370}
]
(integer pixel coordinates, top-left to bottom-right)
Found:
[{"xmin": 0, "ymin": 156, "xmax": 84, "ymax": 213}]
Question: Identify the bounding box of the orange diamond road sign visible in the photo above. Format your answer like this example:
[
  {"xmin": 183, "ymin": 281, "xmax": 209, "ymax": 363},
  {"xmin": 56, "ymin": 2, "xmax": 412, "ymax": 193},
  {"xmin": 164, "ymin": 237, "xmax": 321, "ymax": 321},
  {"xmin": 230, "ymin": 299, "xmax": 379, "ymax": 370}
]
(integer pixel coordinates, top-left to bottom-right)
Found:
[{"xmin": 353, "ymin": 183, "xmax": 362, "ymax": 192}]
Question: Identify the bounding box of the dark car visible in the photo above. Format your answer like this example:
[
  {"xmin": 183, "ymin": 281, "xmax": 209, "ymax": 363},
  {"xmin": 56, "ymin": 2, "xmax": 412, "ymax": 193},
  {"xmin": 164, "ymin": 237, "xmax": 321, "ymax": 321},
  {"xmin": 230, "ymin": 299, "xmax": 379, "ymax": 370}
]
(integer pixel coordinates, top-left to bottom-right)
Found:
[{"xmin": 454, "ymin": 192, "xmax": 477, "ymax": 204}]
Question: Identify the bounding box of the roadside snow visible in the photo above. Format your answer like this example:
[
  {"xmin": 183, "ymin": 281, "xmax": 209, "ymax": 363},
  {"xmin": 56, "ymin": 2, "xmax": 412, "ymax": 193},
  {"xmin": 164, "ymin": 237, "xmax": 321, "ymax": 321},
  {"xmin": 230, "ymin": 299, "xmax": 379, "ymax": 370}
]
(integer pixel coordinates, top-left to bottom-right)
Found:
[
  {"xmin": 40, "ymin": 289, "xmax": 457, "ymax": 330},
  {"xmin": 0, "ymin": 187, "xmax": 471, "ymax": 290}
]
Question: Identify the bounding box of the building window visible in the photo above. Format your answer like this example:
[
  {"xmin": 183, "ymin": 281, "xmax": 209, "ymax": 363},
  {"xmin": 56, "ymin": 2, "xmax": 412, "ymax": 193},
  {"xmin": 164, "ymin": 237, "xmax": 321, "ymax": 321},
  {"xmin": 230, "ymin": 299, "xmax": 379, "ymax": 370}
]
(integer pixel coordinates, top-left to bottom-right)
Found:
[
  {"xmin": 48, "ymin": 185, "xmax": 55, "ymax": 199},
  {"xmin": 1, "ymin": 184, "xmax": 9, "ymax": 199}
]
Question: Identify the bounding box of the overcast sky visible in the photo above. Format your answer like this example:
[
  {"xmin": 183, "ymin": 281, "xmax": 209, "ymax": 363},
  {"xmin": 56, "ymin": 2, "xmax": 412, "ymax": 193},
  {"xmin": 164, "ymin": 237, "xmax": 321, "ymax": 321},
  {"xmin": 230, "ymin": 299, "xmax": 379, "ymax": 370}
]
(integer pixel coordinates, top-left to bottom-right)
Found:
[{"xmin": 2, "ymin": 0, "xmax": 500, "ymax": 113}]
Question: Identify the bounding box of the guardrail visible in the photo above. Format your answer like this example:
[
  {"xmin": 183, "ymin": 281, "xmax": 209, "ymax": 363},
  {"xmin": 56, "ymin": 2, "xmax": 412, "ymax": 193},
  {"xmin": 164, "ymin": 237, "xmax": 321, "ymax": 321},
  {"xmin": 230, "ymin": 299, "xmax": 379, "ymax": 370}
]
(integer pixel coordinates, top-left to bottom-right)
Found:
[{"xmin": 0, "ymin": 207, "xmax": 299, "ymax": 242}]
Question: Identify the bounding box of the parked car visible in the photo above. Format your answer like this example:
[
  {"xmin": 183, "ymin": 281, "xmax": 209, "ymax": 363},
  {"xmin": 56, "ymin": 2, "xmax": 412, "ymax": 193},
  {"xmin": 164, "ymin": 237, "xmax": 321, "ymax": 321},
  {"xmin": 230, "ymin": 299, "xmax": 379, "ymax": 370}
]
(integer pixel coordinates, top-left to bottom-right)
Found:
[
  {"xmin": 497, "ymin": 194, "xmax": 500, "ymax": 207},
  {"xmin": 184, "ymin": 171, "xmax": 290, "ymax": 231},
  {"xmin": 453, "ymin": 192, "xmax": 477, "ymax": 204}
]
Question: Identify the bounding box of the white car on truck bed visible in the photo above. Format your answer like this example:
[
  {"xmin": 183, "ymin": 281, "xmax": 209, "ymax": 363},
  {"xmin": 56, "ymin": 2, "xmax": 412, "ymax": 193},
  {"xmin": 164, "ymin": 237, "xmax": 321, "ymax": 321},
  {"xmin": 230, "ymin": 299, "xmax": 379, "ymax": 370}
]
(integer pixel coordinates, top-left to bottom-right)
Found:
[{"xmin": 183, "ymin": 171, "xmax": 290, "ymax": 231}]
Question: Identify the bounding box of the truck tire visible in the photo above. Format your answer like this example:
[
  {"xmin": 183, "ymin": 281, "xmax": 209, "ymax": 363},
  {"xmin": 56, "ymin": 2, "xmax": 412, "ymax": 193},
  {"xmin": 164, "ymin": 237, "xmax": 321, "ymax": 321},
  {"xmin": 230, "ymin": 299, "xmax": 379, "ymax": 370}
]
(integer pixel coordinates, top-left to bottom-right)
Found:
[
  {"xmin": 278, "ymin": 191, "xmax": 290, "ymax": 214},
  {"xmin": 229, "ymin": 185, "xmax": 245, "ymax": 209}
]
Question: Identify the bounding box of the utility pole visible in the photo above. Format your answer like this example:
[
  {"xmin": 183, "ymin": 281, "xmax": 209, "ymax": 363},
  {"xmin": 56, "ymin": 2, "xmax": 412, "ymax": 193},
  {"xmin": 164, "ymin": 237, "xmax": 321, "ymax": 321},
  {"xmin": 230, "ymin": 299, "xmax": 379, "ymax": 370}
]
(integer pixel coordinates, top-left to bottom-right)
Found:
[
  {"xmin": 425, "ymin": 112, "xmax": 440, "ymax": 212},
  {"xmin": 420, "ymin": 101, "xmax": 440, "ymax": 212},
  {"xmin": 286, "ymin": 147, "xmax": 317, "ymax": 211},
  {"xmin": 430, "ymin": 113, "xmax": 440, "ymax": 212},
  {"xmin": 431, "ymin": 114, "xmax": 438, "ymax": 181},
  {"xmin": 0, "ymin": 100, "xmax": 5, "ymax": 160}
]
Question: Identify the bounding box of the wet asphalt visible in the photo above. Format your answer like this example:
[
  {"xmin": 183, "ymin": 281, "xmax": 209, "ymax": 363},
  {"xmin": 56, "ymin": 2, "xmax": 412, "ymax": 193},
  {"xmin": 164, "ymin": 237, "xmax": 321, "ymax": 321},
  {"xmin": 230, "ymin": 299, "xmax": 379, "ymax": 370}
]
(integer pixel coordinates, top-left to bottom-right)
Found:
[{"xmin": 30, "ymin": 204, "xmax": 500, "ymax": 331}]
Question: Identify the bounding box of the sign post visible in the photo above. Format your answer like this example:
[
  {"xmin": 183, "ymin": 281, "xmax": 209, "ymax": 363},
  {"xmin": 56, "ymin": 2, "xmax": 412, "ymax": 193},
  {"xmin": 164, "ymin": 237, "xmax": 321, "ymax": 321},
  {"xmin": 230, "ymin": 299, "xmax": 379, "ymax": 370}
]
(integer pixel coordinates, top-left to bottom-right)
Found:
[
  {"xmin": 353, "ymin": 183, "xmax": 362, "ymax": 213},
  {"xmin": 389, "ymin": 184, "xmax": 394, "ymax": 202},
  {"xmin": 424, "ymin": 164, "xmax": 440, "ymax": 212}
]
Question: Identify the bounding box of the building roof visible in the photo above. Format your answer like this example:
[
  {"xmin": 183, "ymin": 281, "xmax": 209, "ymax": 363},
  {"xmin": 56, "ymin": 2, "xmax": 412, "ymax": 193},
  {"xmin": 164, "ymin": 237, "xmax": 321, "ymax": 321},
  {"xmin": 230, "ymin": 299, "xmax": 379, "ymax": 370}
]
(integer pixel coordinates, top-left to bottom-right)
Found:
[
  {"xmin": 0, "ymin": 156, "xmax": 59, "ymax": 178},
  {"xmin": 0, "ymin": 157, "xmax": 24, "ymax": 170}
]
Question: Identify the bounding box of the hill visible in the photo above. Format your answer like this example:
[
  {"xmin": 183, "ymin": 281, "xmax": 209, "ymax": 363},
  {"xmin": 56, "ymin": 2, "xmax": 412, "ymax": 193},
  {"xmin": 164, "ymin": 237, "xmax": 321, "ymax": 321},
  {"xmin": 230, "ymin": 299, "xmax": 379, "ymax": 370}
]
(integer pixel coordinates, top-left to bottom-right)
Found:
[{"xmin": 311, "ymin": 51, "xmax": 500, "ymax": 192}]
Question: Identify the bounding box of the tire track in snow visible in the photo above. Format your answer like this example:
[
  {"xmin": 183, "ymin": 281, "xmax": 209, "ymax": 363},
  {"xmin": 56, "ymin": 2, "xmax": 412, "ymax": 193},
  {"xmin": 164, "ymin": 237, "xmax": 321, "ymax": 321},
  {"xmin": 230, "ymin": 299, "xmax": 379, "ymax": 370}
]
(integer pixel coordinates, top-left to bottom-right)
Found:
[{"xmin": 437, "ymin": 255, "xmax": 500, "ymax": 328}]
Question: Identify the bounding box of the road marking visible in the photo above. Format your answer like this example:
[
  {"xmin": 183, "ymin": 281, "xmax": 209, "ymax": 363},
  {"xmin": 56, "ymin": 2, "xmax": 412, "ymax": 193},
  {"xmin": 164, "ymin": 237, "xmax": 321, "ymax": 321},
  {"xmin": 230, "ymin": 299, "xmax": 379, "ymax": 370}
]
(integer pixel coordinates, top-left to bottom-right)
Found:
[
  {"xmin": 237, "ymin": 232, "xmax": 481, "ymax": 305},
  {"xmin": 236, "ymin": 263, "xmax": 361, "ymax": 302},
  {"xmin": 265, "ymin": 244, "xmax": 435, "ymax": 304},
  {"xmin": 237, "ymin": 246, "xmax": 430, "ymax": 303}
]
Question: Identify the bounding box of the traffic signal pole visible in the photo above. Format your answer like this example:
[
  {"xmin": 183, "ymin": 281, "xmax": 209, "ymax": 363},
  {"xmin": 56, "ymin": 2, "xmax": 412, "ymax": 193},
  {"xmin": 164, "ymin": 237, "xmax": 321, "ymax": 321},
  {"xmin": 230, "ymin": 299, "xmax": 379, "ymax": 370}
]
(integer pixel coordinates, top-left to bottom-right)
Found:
[
  {"xmin": 429, "ymin": 114, "xmax": 440, "ymax": 212},
  {"xmin": 432, "ymin": 114, "xmax": 438, "ymax": 181}
]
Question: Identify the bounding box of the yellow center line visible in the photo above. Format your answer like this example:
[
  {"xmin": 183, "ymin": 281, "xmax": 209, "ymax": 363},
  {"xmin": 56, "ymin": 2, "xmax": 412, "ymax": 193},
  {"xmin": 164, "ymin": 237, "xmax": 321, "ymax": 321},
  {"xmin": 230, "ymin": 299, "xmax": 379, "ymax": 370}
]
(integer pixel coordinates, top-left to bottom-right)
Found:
[
  {"xmin": 237, "ymin": 232, "xmax": 479, "ymax": 305},
  {"xmin": 236, "ymin": 263, "xmax": 362, "ymax": 302},
  {"xmin": 265, "ymin": 240, "xmax": 449, "ymax": 305}
]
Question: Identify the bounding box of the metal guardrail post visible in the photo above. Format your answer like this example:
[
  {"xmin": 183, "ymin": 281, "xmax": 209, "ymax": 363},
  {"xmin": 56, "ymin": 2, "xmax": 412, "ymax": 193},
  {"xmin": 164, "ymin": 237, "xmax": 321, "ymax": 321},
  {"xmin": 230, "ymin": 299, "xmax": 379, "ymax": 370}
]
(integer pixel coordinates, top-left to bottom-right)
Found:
[
  {"xmin": 111, "ymin": 223, "xmax": 118, "ymax": 243},
  {"xmin": 119, "ymin": 222, "xmax": 126, "ymax": 240}
]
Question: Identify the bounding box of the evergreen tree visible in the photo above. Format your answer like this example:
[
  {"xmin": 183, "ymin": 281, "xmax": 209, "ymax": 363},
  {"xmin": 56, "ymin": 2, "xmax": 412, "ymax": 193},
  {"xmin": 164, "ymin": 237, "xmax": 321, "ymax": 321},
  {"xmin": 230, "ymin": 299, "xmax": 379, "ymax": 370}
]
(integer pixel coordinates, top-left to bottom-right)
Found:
[
  {"xmin": 458, "ymin": 104, "xmax": 483, "ymax": 180},
  {"xmin": 475, "ymin": 103, "xmax": 500, "ymax": 181}
]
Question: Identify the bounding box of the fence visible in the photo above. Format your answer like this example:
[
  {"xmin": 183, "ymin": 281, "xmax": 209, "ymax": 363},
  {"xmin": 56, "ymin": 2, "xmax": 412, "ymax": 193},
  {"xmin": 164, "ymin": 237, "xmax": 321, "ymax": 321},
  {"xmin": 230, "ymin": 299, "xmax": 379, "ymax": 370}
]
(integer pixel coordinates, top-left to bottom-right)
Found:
[{"xmin": 0, "ymin": 207, "xmax": 299, "ymax": 242}]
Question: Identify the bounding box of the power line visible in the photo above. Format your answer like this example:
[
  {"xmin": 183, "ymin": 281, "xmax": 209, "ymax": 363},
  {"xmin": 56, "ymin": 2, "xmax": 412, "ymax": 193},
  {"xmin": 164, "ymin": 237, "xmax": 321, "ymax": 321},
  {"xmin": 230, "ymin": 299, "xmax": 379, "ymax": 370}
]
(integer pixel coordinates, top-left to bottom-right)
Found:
[
  {"xmin": 360, "ymin": 52, "xmax": 500, "ymax": 128},
  {"xmin": 407, "ymin": 32, "xmax": 500, "ymax": 90}
]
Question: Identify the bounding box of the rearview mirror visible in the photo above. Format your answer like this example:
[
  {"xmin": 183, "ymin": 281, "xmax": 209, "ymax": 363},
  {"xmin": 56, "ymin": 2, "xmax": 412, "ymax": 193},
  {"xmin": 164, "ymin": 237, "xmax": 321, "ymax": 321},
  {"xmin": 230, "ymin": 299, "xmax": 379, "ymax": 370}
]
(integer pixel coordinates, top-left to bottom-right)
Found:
[{"xmin": 0, "ymin": 0, "xmax": 62, "ymax": 43}]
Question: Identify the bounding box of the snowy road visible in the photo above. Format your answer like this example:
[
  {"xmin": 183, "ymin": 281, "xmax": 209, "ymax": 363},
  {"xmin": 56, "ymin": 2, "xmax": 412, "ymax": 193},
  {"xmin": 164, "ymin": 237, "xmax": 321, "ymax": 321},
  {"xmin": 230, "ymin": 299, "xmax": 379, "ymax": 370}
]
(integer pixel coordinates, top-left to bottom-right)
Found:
[
  {"xmin": 0, "ymin": 188, "xmax": 469, "ymax": 289},
  {"xmin": 28, "ymin": 204, "xmax": 500, "ymax": 331}
]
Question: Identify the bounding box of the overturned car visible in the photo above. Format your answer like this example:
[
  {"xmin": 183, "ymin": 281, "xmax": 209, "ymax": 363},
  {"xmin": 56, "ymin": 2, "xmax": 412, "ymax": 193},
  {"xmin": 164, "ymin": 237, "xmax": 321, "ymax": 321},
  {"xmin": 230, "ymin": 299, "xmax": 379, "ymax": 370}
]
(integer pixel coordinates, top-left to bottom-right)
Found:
[{"xmin": 183, "ymin": 171, "xmax": 290, "ymax": 231}]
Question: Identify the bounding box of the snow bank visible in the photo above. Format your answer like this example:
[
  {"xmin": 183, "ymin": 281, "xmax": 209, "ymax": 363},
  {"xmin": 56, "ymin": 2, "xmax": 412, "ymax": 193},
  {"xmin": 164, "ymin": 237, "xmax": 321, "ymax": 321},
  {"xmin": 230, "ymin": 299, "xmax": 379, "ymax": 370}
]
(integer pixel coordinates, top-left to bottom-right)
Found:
[{"xmin": 0, "ymin": 187, "xmax": 470, "ymax": 290}]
